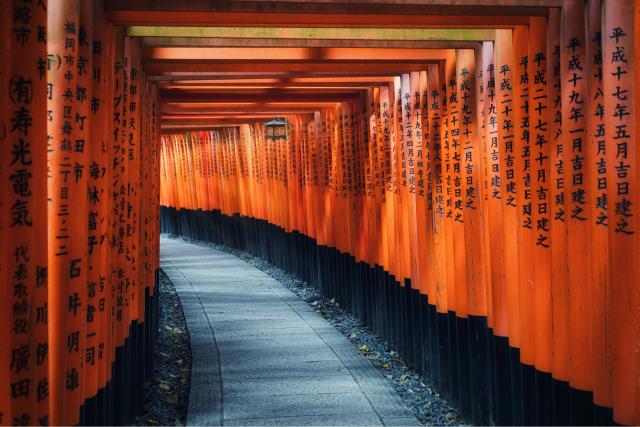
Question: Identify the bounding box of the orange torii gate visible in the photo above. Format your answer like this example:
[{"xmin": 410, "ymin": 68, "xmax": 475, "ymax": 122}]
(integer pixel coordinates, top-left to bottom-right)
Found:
[
  {"xmin": 2, "ymin": 0, "xmax": 161, "ymax": 425},
  {"xmin": 2, "ymin": 0, "xmax": 640, "ymax": 425},
  {"xmin": 158, "ymin": 4, "xmax": 640, "ymax": 424}
]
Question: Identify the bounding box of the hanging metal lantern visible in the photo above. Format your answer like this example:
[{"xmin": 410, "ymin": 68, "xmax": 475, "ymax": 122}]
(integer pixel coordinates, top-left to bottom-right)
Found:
[{"xmin": 264, "ymin": 118, "xmax": 288, "ymax": 140}]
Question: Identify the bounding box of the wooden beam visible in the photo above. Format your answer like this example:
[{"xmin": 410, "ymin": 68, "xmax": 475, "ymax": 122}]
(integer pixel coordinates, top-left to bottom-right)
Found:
[
  {"xmin": 158, "ymin": 83, "xmax": 390, "ymax": 89},
  {"xmin": 159, "ymin": 88, "xmax": 364, "ymax": 95},
  {"xmin": 162, "ymin": 118, "xmax": 289, "ymax": 126},
  {"xmin": 162, "ymin": 113, "xmax": 304, "ymax": 119},
  {"xmin": 106, "ymin": 0, "xmax": 560, "ymax": 12},
  {"xmin": 142, "ymin": 47, "xmax": 455, "ymax": 61},
  {"xmin": 157, "ymin": 76, "xmax": 398, "ymax": 88},
  {"xmin": 160, "ymin": 91, "xmax": 360, "ymax": 103},
  {"xmin": 109, "ymin": 11, "xmax": 536, "ymax": 27},
  {"xmin": 161, "ymin": 102, "xmax": 340, "ymax": 108},
  {"xmin": 161, "ymin": 106, "xmax": 324, "ymax": 114},
  {"xmin": 106, "ymin": 1, "xmax": 556, "ymax": 27},
  {"xmin": 139, "ymin": 37, "xmax": 481, "ymax": 49},
  {"xmin": 148, "ymin": 72, "xmax": 403, "ymax": 81},
  {"xmin": 143, "ymin": 61, "xmax": 438, "ymax": 73},
  {"xmin": 129, "ymin": 26, "xmax": 495, "ymax": 41}
]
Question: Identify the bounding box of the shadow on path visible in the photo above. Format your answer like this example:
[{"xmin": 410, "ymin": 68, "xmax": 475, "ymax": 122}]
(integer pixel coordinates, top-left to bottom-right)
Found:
[{"xmin": 160, "ymin": 236, "xmax": 420, "ymax": 426}]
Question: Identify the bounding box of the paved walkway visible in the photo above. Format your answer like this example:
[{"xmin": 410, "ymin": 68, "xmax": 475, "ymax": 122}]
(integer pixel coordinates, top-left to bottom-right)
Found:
[{"xmin": 160, "ymin": 237, "xmax": 420, "ymax": 426}]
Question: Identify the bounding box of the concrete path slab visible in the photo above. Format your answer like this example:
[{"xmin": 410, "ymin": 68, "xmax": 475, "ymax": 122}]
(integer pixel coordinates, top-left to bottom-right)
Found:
[{"xmin": 160, "ymin": 237, "xmax": 420, "ymax": 427}]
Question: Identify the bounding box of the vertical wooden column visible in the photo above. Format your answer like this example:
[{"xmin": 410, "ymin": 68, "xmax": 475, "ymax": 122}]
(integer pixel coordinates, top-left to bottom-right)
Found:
[
  {"xmin": 344, "ymin": 102, "xmax": 357, "ymax": 263},
  {"xmin": 403, "ymin": 72, "xmax": 421, "ymax": 290},
  {"xmin": 546, "ymin": 11, "xmax": 571, "ymax": 411},
  {"xmin": 585, "ymin": 0, "xmax": 611, "ymax": 413},
  {"xmin": 47, "ymin": 1, "xmax": 85, "ymax": 424},
  {"xmin": 427, "ymin": 63, "xmax": 447, "ymax": 316},
  {"xmin": 496, "ymin": 27, "xmax": 523, "ymax": 424},
  {"xmin": 457, "ymin": 48, "xmax": 474, "ymax": 416},
  {"xmin": 528, "ymin": 15, "xmax": 553, "ymax": 422},
  {"xmin": 474, "ymin": 41, "xmax": 494, "ymax": 425},
  {"xmin": 89, "ymin": 0, "xmax": 114, "ymax": 406},
  {"xmin": 129, "ymin": 36, "xmax": 143, "ymax": 332},
  {"xmin": 458, "ymin": 48, "xmax": 486, "ymax": 321},
  {"xmin": 392, "ymin": 77, "xmax": 406, "ymax": 283},
  {"xmin": 380, "ymin": 86, "xmax": 395, "ymax": 279},
  {"xmin": 513, "ymin": 24, "xmax": 535, "ymax": 375},
  {"xmin": 366, "ymin": 89, "xmax": 379, "ymax": 268},
  {"xmin": 602, "ymin": 0, "xmax": 638, "ymax": 424},
  {"xmin": 0, "ymin": 0, "xmax": 10, "ymax": 421},
  {"xmin": 110, "ymin": 27, "xmax": 127, "ymax": 391},
  {"xmin": 1, "ymin": 0, "xmax": 49, "ymax": 425},
  {"xmin": 561, "ymin": 1, "xmax": 593, "ymax": 408},
  {"xmin": 417, "ymin": 70, "xmax": 432, "ymax": 298},
  {"xmin": 441, "ymin": 56, "xmax": 456, "ymax": 321},
  {"xmin": 75, "ymin": 1, "xmax": 93, "ymax": 415},
  {"xmin": 482, "ymin": 40, "xmax": 508, "ymax": 336},
  {"xmin": 496, "ymin": 28, "xmax": 520, "ymax": 353},
  {"xmin": 451, "ymin": 51, "xmax": 468, "ymax": 326},
  {"xmin": 476, "ymin": 42, "xmax": 493, "ymax": 329}
]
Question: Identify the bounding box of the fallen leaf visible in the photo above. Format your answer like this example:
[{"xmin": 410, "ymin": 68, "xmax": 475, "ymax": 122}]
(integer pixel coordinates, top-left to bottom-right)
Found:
[
  {"xmin": 159, "ymin": 352, "xmax": 170, "ymax": 358},
  {"xmin": 357, "ymin": 345, "xmax": 369, "ymax": 352},
  {"xmin": 399, "ymin": 375, "xmax": 409, "ymax": 381},
  {"xmin": 367, "ymin": 354, "xmax": 378, "ymax": 361},
  {"xmin": 159, "ymin": 383, "xmax": 170, "ymax": 391},
  {"xmin": 381, "ymin": 363, "xmax": 390, "ymax": 369},
  {"xmin": 165, "ymin": 395, "xmax": 178, "ymax": 405},
  {"xmin": 329, "ymin": 298, "xmax": 336, "ymax": 304}
]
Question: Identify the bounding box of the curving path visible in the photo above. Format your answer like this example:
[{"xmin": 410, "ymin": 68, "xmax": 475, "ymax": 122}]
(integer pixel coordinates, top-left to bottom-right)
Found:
[{"xmin": 160, "ymin": 236, "xmax": 420, "ymax": 426}]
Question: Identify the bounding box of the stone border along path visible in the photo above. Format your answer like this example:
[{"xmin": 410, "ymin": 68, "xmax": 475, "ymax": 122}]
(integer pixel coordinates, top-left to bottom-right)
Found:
[{"xmin": 160, "ymin": 236, "xmax": 421, "ymax": 426}]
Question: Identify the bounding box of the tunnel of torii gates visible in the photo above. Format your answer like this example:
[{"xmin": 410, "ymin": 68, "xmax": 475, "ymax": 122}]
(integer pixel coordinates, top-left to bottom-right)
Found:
[{"xmin": 0, "ymin": 0, "xmax": 639, "ymax": 426}]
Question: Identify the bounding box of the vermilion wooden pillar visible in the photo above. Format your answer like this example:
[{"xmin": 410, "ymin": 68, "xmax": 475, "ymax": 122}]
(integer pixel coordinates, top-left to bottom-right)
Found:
[
  {"xmin": 417, "ymin": 70, "xmax": 432, "ymax": 298},
  {"xmin": 0, "ymin": 0, "xmax": 10, "ymax": 421},
  {"xmin": 47, "ymin": 0, "xmax": 84, "ymax": 424},
  {"xmin": 585, "ymin": 0, "xmax": 611, "ymax": 412},
  {"xmin": 495, "ymin": 28, "xmax": 520, "ymax": 352},
  {"xmin": 427, "ymin": 63, "xmax": 447, "ymax": 315},
  {"xmin": 89, "ymin": 0, "xmax": 115, "ymax": 407},
  {"xmin": 528, "ymin": 12, "xmax": 553, "ymax": 395},
  {"xmin": 603, "ymin": 0, "xmax": 638, "ymax": 424},
  {"xmin": 1, "ymin": 0, "xmax": 49, "ymax": 425},
  {"xmin": 561, "ymin": 1, "xmax": 593, "ymax": 407}
]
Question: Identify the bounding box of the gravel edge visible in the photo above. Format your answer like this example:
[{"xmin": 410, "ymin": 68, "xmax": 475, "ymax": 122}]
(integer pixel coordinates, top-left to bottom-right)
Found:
[{"xmin": 135, "ymin": 269, "xmax": 192, "ymax": 426}]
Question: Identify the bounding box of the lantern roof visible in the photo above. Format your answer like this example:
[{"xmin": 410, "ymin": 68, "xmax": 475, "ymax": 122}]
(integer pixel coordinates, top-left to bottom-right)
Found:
[{"xmin": 264, "ymin": 118, "xmax": 287, "ymax": 126}]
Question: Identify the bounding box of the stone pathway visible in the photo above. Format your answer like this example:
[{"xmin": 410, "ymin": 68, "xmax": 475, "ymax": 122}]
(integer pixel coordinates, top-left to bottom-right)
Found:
[{"xmin": 160, "ymin": 237, "xmax": 420, "ymax": 426}]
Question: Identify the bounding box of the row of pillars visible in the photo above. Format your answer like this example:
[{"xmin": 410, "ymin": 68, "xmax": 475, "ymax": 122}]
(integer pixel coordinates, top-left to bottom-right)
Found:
[
  {"xmin": 1, "ymin": 0, "xmax": 161, "ymax": 425},
  {"xmin": 160, "ymin": 1, "xmax": 639, "ymax": 424}
]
